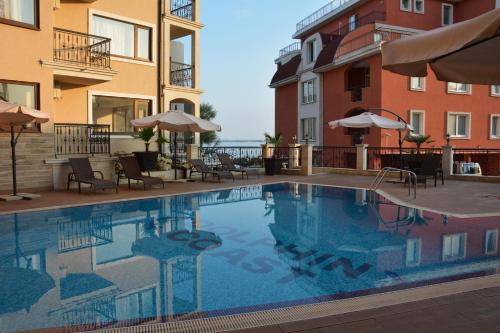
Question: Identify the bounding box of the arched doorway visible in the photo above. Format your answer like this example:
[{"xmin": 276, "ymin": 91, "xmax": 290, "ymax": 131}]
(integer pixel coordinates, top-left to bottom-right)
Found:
[
  {"xmin": 169, "ymin": 98, "xmax": 196, "ymax": 149},
  {"xmin": 344, "ymin": 108, "xmax": 369, "ymax": 145},
  {"xmin": 345, "ymin": 61, "xmax": 370, "ymax": 102}
]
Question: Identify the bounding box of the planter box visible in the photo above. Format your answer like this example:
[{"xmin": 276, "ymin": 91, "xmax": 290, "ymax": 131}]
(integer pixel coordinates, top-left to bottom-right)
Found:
[
  {"xmin": 133, "ymin": 151, "xmax": 159, "ymax": 172},
  {"xmin": 264, "ymin": 158, "xmax": 283, "ymax": 176}
]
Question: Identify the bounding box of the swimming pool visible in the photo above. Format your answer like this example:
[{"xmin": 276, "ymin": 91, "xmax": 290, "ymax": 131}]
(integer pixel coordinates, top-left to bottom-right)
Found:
[{"xmin": 1, "ymin": 182, "xmax": 499, "ymax": 333}]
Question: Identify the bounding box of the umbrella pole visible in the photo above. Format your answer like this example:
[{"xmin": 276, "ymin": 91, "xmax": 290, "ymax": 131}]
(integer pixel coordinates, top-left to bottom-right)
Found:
[
  {"xmin": 399, "ymin": 131, "xmax": 403, "ymax": 180},
  {"xmin": 174, "ymin": 132, "xmax": 178, "ymax": 180},
  {"xmin": 10, "ymin": 126, "xmax": 17, "ymax": 196}
]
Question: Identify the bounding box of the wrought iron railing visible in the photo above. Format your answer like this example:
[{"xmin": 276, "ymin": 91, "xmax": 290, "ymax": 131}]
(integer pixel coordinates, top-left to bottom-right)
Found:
[
  {"xmin": 272, "ymin": 146, "xmax": 302, "ymax": 169},
  {"xmin": 198, "ymin": 146, "xmax": 263, "ymax": 169},
  {"xmin": 170, "ymin": 61, "xmax": 193, "ymax": 88},
  {"xmin": 279, "ymin": 42, "xmax": 301, "ymax": 58},
  {"xmin": 58, "ymin": 214, "xmax": 113, "ymax": 253},
  {"xmin": 53, "ymin": 28, "xmax": 111, "ymax": 70},
  {"xmin": 296, "ymin": 0, "xmax": 353, "ymax": 34},
  {"xmin": 367, "ymin": 147, "xmax": 443, "ymax": 170},
  {"xmin": 171, "ymin": 0, "xmax": 193, "ymax": 21},
  {"xmin": 453, "ymin": 148, "xmax": 500, "ymax": 176},
  {"xmin": 197, "ymin": 185, "xmax": 263, "ymax": 206},
  {"xmin": 54, "ymin": 123, "xmax": 111, "ymax": 157},
  {"xmin": 313, "ymin": 146, "xmax": 357, "ymax": 168}
]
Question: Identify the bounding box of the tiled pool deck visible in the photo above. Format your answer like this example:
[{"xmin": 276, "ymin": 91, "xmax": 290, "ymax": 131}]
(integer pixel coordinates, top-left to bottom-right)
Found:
[{"xmin": 1, "ymin": 174, "xmax": 500, "ymax": 333}]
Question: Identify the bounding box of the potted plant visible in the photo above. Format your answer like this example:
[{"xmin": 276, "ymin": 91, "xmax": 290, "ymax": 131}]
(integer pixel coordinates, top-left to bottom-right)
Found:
[
  {"xmin": 263, "ymin": 132, "xmax": 283, "ymax": 175},
  {"xmin": 405, "ymin": 134, "xmax": 434, "ymax": 155},
  {"xmin": 133, "ymin": 128, "xmax": 161, "ymax": 172}
]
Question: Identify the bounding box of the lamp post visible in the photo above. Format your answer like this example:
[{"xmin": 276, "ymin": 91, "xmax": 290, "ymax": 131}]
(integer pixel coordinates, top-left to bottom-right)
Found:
[{"xmin": 446, "ymin": 133, "xmax": 451, "ymax": 146}]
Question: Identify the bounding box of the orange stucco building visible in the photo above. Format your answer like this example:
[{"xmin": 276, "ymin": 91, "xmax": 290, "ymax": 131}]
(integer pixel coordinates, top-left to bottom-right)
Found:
[{"xmin": 271, "ymin": 0, "xmax": 500, "ymax": 149}]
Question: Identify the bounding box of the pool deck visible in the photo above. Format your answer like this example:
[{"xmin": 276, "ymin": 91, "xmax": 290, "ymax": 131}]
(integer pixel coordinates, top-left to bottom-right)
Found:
[{"xmin": 1, "ymin": 174, "xmax": 500, "ymax": 333}]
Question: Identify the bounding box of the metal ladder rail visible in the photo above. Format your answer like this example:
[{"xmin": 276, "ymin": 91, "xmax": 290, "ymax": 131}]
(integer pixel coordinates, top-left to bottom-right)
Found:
[{"xmin": 369, "ymin": 167, "xmax": 417, "ymax": 201}]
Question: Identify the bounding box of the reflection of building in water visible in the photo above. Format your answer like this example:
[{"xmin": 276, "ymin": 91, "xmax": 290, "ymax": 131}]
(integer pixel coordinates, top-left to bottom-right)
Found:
[
  {"xmin": 267, "ymin": 183, "xmax": 500, "ymax": 296},
  {"xmin": 0, "ymin": 194, "xmax": 219, "ymax": 332}
]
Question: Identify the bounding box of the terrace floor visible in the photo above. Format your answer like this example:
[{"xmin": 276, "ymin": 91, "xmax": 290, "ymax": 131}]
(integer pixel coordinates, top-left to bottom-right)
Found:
[{"xmin": 1, "ymin": 173, "xmax": 499, "ymax": 333}]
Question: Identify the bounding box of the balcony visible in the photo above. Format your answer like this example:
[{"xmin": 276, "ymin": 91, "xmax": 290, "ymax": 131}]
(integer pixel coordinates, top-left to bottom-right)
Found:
[
  {"xmin": 278, "ymin": 42, "xmax": 301, "ymax": 59},
  {"xmin": 54, "ymin": 123, "xmax": 111, "ymax": 157},
  {"xmin": 295, "ymin": 0, "xmax": 356, "ymax": 36},
  {"xmin": 170, "ymin": 61, "xmax": 193, "ymax": 88},
  {"xmin": 40, "ymin": 28, "xmax": 116, "ymax": 85},
  {"xmin": 171, "ymin": 0, "xmax": 194, "ymax": 21}
]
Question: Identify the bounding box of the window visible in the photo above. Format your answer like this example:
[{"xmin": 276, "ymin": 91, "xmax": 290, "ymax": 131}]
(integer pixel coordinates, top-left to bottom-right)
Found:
[
  {"xmin": 92, "ymin": 95, "xmax": 152, "ymax": 134},
  {"xmin": 0, "ymin": 80, "xmax": 39, "ymax": 131},
  {"xmin": 93, "ymin": 15, "xmax": 152, "ymax": 61},
  {"xmin": 447, "ymin": 112, "xmax": 470, "ymax": 138},
  {"xmin": 485, "ymin": 229, "xmax": 498, "ymax": 255},
  {"xmin": 410, "ymin": 77, "xmax": 425, "ymax": 91},
  {"xmin": 442, "ymin": 3, "xmax": 453, "ymax": 26},
  {"xmin": 410, "ymin": 110, "xmax": 425, "ymax": 135},
  {"xmin": 306, "ymin": 39, "xmax": 317, "ymax": 63},
  {"xmin": 406, "ymin": 239, "xmax": 421, "ymax": 267},
  {"xmin": 413, "ymin": 0, "xmax": 424, "ymax": 13},
  {"xmin": 490, "ymin": 115, "xmax": 500, "ymax": 139},
  {"xmin": 348, "ymin": 14, "xmax": 357, "ymax": 32},
  {"xmin": 0, "ymin": 0, "xmax": 37, "ymax": 28},
  {"xmin": 447, "ymin": 82, "xmax": 471, "ymax": 94},
  {"xmin": 301, "ymin": 117, "xmax": 317, "ymax": 141},
  {"xmin": 302, "ymin": 79, "xmax": 316, "ymax": 104},
  {"xmin": 442, "ymin": 233, "xmax": 466, "ymax": 261},
  {"xmin": 400, "ymin": 0, "xmax": 411, "ymax": 11},
  {"xmin": 491, "ymin": 85, "xmax": 500, "ymax": 97}
]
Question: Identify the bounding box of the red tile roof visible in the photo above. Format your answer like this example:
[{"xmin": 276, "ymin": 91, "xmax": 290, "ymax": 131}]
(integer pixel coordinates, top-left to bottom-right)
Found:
[
  {"xmin": 270, "ymin": 54, "xmax": 302, "ymax": 86},
  {"xmin": 314, "ymin": 35, "xmax": 344, "ymax": 70}
]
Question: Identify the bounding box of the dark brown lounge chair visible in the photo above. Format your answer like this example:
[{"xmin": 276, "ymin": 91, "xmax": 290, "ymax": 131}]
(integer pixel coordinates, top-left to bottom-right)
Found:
[
  {"xmin": 68, "ymin": 158, "xmax": 118, "ymax": 193},
  {"xmin": 189, "ymin": 159, "xmax": 234, "ymax": 182},
  {"xmin": 217, "ymin": 153, "xmax": 259, "ymax": 179},
  {"xmin": 118, "ymin": 156, "xmax": 166, "ymax": 190}
]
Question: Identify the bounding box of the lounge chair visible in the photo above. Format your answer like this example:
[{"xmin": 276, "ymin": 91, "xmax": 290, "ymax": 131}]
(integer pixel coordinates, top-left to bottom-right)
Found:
[
  {"xmin": 189, "ymin": 159, "xmax": 234, "ymax": 182},
  {"xmin": 68, "ymin": 158, "xmax": 118, "ymax": 193},
  {"xmin": 118, "ymin": 156, "xmax": 166, "ymax": 190},
  {"xmin": 217, "ymin": 153, "xmax": 259, "ymax": 179}
]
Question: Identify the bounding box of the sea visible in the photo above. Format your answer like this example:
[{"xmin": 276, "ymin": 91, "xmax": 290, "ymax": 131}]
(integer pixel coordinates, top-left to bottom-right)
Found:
[{"xmin": 207, "ymin": 140, "xmax": 265, "ymax": 147}]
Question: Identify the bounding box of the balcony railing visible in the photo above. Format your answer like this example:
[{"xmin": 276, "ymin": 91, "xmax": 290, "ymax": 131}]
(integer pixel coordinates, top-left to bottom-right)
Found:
[
  {"xmin": 336, "ymin": 27, "xmax": 414, "ymax": 59},
  {"xmin": 171, "ymin": 0, "xmax": 193, "ymax": 21},
  {"xmin": 296, "ymin": 0, "xmax": 353, "ymax": 34},
  {"xmin": 53, "ymin": 28, "xmax": 111, "ymax": 70},
  {"xmin": 54, "ymin": 123, "xmax": 111, "ymax": 157},
  {"xmin": 170, "ymin": 61, "xmax": 193, "ymax": 88},
  {"xmin": 279, "ymin": 42, "xmax": 301, "ymax": 58}
]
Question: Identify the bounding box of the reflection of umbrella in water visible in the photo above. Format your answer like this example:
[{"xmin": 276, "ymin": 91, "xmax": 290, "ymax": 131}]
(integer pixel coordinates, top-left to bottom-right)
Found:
[{"xmin": 0, "ymin": 267, "xmax": 55, "ymax": 315}]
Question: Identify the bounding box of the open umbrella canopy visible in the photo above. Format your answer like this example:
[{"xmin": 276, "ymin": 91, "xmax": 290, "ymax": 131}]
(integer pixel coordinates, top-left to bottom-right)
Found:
[
  {"xmin": 130, "ymin": 110, "xmax": 222, "ymax": 133},
  {"xmin": 0, "ymin": 100, "xmax": 49, "ymax": 129},
  {"xmin": 329, "ymin": 112, "xmax": 412, "ymax": 131},
  {"xmin": 382, "ymin": 8, "xmax": 500, "ymax": 84},
  {"xmin": 0, "ymin": 267, "xmax": 55, "ymax": 315}
]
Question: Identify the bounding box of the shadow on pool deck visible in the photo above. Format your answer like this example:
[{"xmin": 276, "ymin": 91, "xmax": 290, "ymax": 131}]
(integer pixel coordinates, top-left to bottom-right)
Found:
[{"xmin": 0, "ymin": 174, "xmax": 499, "ymax": 216}]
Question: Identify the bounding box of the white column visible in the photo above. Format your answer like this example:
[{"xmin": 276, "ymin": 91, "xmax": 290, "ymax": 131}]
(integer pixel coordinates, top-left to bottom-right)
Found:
[
  {"xmin": 442, "ymin": 145, "xmax": 454, "ymax": 176},
  {"xmin": 288, "ymin": 143, "xmax": 300, "ymax": 168},
  {"xmin": 356, "ymin": 144, "xmax": 368, "ymax": 171}
]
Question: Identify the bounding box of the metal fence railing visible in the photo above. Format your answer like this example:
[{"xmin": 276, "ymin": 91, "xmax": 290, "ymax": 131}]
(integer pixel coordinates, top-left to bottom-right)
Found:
[
  {"xmin": 366, "ymin": 147, "xmax": 443, "ymax": 170},
  {"xmin": 453, "ymin": 148, "xmax": 500, "ymax": 176},
  {"xmin": 171, "ymin": 0, "xmax": 193, "ymax": 21},
  {"xmin": 170, "ymin": 61, "xmax": 193, "ymax": 88},
  {"xmin": 198, "ymin": 146, "xmax": 263, "ymax": 169},
  {"xmin": 54, "ymin": 123, "xmax": 111, "ymax": 157},
  {"xmin": 313, "ymin": 146, "xmax": 356, "ymax": 168}
]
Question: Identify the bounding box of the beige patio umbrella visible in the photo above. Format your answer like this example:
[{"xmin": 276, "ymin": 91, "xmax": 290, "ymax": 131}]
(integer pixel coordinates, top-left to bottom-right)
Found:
[
  {"xmin": 382, "ymin": 8, "xmax": 500, "ymax": 84},
  {"xmin": 130, "ymin": 110, "xmax": 222, "ymax": 179},
  {"xmin": 0, "ymin": 98, "xmax": 50, "ymax": 201}
]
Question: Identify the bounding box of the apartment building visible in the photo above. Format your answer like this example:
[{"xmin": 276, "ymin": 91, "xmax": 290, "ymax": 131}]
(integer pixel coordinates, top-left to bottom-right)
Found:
[
  {"xmin": 271, "ymin": 0, "xmax": 500, "ymax": 148},
  {"xmin": 0, "ymin": 0, "xmax": 202, "ymax": 190}
]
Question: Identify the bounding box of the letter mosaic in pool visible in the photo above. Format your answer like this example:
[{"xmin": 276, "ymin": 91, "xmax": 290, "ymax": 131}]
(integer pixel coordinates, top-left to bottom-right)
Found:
[{"xmin": 0, "ymin": 183, "xmax": 499, "ymax": 333}]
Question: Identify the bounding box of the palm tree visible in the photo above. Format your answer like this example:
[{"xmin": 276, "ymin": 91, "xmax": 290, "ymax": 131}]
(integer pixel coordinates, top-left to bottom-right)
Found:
[
  {"xmin": 264, "ymin": 133, "xmax": 282, "ymax": 145},
  {"xmin": 200, "ymin": 103, "xmax": 218, "ymax": 146},
  {"xmin": 405, "ymin": 134, "xmax": 434, "ymax": 154},
  {"xmin": 135, "ymin": 128, "xmax": 156, "ymax": 152}
]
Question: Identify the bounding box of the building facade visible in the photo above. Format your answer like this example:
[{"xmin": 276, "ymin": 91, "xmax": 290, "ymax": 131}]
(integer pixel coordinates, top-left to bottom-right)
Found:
[
  {"xmin": 271, "ymin": 0, "xmax": 500, "ymax": 149},
  {"xmin": 0, "ymin": 0, "xmax": 202, "ymax": 190}
]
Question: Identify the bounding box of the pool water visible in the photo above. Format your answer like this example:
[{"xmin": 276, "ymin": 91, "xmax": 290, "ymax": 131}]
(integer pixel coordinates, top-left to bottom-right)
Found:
[{"xmin": 1, "ymin": 183, "xmax": 499, "ymax": 332}]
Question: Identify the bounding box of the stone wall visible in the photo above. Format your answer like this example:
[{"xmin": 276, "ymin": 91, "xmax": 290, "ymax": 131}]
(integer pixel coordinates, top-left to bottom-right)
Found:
[{"xmin": 0, "ymin": 133, "xmax": 54, "ymax": 192}]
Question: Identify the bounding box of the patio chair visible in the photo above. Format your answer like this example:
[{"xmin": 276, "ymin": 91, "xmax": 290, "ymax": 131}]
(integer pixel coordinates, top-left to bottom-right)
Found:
[
  {"xmin": 118, "ymin": 156, "xmax": 166, "ymax": 190},
  {"xmin": 189, "ymin": 159, "xmax": 234, "ymax": 182},
  {"xmin": 68, "ymin": 158, "xmax": 118, "ymax": 193},
  {"xmin": 406, "ymin": 155, "xmax": 444, "ymax": 188},
  {"xmin": 216, "ymin": 153, "xmax": 260, "ymax": 179}
]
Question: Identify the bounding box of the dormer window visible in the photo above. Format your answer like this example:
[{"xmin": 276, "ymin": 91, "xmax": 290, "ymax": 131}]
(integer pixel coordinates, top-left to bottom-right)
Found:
[
  {"xmin": 307, "ymin": 39, "xmax": 317, "ymax": 63},
  {"xmin": 348, "ymin": 14, "xmax": 357, "ymax": 32}
]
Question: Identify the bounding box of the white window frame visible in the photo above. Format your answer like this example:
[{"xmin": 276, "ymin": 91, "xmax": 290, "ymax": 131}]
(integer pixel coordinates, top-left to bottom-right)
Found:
[
  {"xmin": 348, "ymin": 14, "xmax": 357, "ymax": 32},
  {"xmin": 409, "ymin": 110, "xmax": 425, "ymax": 135},
  {"xmin": 405, "ymin": 238, "xmax": 421, "ymax": 267},
  {"xmin": 442, "ymin": 3, "xmax": 454, "ymax": 26},
  {"xmin": 447, "ymin": 82, "xmax": 471, "ymax": 95},
  {"xmin": 306, "ymin": 39, "xmax": 317, "ymax": 63},
  {"xmin": 413, "ymin": 0, "xmax": 425, "ymax": 14},
  {"xmin": 302, "ymin": 79, "xmax": 316, "ymax": 104},
  {"xmin": 89, "ymin": 9, "xmax": 157, "ymax": 66},
  {"xmin": 301, "ymin": 117, "xmax": 317, "ymax": 142},
  {"xmin": 491, "ymin": 85, "xmax": 500, "ymax": 97},
  {"xmin": 409, "ymin": 77, "xmax": 425, "ymax": 91},
  {"xmin": 442, "ymin": 233, "xmax": 467, "ymax": 262},
  {"xmin": 485, "ymin": 229, "xmax": 498, "ymax": 255},
  {"xmin": 400, "ymin": 0, "xmax": 412, "ymax": 12},
  {"xmin": 447, "ymin": 112, "xmax": 471, "ymax": 139},
  {"xmin": 490, "ymin": 114, "xmax": 500, "ymax": 139}
]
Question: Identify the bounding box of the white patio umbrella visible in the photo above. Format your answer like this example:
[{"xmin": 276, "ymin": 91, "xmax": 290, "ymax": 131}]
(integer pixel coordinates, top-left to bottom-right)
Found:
[
  {"xmin": 0, "ymin": 99, "xmax": 50, "ymax": 201},
  {"xmin": 130, "ymin": 110, "xmax": 222, "ymax": 179}
]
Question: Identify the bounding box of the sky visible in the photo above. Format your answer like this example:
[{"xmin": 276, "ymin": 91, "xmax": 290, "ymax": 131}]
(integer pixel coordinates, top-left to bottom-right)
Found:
[{"xmin": 199, "ymin": 0, "xmax": 329, "ymax": 140}]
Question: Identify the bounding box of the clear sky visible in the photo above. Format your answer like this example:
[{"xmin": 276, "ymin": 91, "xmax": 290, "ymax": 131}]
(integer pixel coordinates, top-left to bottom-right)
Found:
[{"xmin": 199, "ymin": 0, "xmax": 329, "ymax": 140}]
